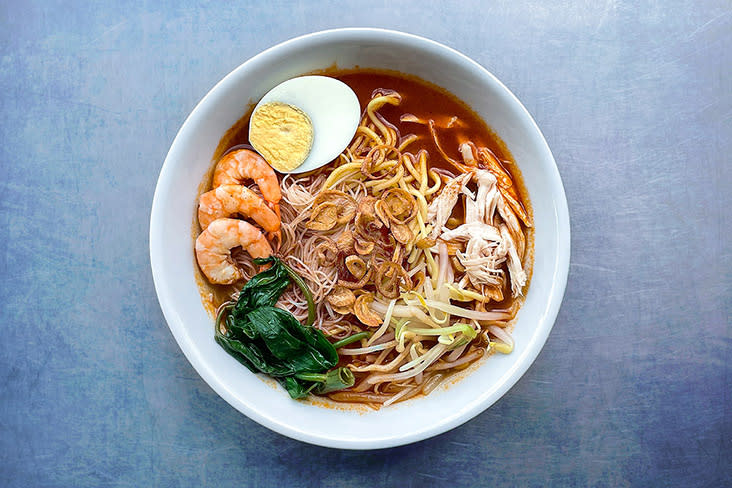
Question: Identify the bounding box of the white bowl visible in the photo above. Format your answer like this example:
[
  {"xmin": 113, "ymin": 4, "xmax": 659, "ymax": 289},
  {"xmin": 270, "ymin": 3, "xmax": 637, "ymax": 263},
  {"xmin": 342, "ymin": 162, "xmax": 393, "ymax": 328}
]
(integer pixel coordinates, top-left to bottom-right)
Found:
[{"xmin": 150, "ymin": 28, "xmax": 570, "ymax": 449}]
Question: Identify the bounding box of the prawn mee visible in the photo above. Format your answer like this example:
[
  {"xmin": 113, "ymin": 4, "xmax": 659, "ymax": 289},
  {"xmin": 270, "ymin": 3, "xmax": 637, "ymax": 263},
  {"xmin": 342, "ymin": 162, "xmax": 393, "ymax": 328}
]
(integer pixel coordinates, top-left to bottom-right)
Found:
[{"xmin": 194, "ymin": 70, "xmax": 533, "ymax": 408}]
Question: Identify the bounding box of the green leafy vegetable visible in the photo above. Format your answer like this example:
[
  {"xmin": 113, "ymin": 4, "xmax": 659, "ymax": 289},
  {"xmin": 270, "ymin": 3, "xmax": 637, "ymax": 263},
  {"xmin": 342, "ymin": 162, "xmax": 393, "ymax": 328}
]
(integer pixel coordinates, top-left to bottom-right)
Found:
[
  {"xmin": 296, "ymin": 368, "xmax": 356, "ymax": 394},
  {"xmin": 214, "ymin": 256, "xmax": 353, "ymax": 399}
]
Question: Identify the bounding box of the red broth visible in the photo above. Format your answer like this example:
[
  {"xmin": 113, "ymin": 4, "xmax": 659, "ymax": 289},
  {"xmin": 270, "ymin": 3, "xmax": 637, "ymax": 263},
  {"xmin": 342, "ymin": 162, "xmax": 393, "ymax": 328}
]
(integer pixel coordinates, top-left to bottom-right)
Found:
[{"xmin": 198, "ymin": 68, "xmax": 532, "ymax": 315}]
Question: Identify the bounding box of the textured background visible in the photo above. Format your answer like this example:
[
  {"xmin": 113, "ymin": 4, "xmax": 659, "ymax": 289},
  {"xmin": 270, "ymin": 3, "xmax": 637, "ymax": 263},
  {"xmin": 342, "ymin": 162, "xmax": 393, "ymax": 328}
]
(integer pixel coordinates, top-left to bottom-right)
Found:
[{"xmin": 1, "ymin": 1, "xmax": 730, "ymax": 487}]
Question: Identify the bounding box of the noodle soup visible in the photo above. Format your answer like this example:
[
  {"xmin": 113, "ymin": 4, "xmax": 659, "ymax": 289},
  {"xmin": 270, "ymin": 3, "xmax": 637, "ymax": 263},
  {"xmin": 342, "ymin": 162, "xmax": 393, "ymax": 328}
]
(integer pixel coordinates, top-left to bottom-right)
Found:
[{"xmin": 194, "ymin": 69, "xmax": 533, "ymax": 408}]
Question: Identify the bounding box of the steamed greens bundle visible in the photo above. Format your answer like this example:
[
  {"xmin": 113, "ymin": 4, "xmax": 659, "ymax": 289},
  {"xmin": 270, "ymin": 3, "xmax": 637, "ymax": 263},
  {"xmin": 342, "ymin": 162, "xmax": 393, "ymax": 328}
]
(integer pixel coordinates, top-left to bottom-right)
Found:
[{"xmin": 215, "ymin": 256, "xmax": 354, "ymax": 399}]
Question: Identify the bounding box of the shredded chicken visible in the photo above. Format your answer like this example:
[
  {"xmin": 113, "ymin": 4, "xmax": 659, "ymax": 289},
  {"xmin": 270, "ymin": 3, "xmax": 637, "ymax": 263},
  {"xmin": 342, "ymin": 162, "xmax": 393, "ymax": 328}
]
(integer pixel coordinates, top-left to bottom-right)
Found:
[
  {"xmin": 433, "ymin": 168, "xmax": 527, "ymax": 296},
  {"xmin": 440, "ymin": 222, "xmax": 505, "ymax": 287},
  {"xmin": 439, "ymin": 221, "xmax": 501, "ymax": 243},
  {"xmin": 459, "ymin": 142, "xmax": 474, "ymax": 163},
  {"xmin": 473, "ymin": 170, "xmax": 501, "ymax": 225},
  {"xmin": 500, "ymin": 224, "xmax": 527, "ymax": 296},
  {"xmin": 496, "ymin": 193, "xmax": 524, "ymax": 258},
  {"xmin": 426, "ymin": 172, "xmax": 471, "ymax": 238}
]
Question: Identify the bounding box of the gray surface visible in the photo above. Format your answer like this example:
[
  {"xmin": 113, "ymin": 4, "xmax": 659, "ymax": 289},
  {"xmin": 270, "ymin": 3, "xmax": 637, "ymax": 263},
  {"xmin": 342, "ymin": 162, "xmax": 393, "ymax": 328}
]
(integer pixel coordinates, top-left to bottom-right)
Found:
[{"xmin": 1, "ymin": 1, "xmax": 730, "ymax": 487}]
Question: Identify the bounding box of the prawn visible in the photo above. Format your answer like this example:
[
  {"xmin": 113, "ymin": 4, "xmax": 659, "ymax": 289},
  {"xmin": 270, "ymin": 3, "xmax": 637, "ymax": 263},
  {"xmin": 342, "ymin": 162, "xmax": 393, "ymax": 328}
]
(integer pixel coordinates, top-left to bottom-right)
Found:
[
  {"xmin": 212, "ymin": 149, "xmax": 282, "ymax": 212},
  {"xmin": 195, "ymin": 218, "xmax": 272, "ymax": 284},
  {"xmin": 476, "ymin": 147, "xmax": 530, "ymax": 227},
  {"xmin": 198, "ymin": 184, "xmax": 280, "ymax": 233}
]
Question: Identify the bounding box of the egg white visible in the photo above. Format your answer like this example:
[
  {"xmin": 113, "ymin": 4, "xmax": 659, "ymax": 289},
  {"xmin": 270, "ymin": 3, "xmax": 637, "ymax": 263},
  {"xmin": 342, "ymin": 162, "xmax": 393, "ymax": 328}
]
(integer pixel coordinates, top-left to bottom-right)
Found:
[{"xmin": 250, "ymin": 76, "xmax": 361, "ymax": 174}]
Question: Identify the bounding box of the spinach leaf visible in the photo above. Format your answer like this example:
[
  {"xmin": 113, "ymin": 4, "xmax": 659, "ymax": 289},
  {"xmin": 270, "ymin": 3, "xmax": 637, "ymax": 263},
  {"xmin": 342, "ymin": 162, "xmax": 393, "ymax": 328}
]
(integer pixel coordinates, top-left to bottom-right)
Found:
[
  {"xmin": 231, "ymin": 257, "xmax": 290, "ymax": 324},
  {"xmin": 215, "ymin": 256, "xmax": 353, "ymax": 399}
]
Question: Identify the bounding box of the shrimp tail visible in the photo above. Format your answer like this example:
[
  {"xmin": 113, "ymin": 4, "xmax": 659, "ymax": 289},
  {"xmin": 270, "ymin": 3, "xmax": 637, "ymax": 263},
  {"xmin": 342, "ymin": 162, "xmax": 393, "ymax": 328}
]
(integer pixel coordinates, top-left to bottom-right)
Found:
[
  {"xmin": 268, "ymin": 230, "xmax": 282, "ymax": 252},
  {"xmin": 269, "ymin": 202, "xmax": 281, "ymax": 220}
]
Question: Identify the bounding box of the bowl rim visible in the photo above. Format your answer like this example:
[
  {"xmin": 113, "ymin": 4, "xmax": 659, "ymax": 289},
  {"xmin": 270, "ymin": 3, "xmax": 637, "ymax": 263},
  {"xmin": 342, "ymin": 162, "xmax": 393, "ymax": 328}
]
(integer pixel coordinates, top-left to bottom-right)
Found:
[{"xmin": 150, "ymin": 27, "xmax": 570, "ymax": 449}]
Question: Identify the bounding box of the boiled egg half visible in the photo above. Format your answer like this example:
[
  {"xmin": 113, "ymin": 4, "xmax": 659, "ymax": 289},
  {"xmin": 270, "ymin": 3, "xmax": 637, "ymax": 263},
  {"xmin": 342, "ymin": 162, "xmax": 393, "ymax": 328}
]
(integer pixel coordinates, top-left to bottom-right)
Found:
[{"xmin": 248, "ymin": 76, "xmax": 361, "ymax": 174}]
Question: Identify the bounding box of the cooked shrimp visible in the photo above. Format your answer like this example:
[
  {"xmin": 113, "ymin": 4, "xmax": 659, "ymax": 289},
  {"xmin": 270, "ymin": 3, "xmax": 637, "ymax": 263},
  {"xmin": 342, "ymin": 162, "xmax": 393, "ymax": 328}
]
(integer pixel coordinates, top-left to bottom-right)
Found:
[
  {"xmin": 476, "ymin": 147, "xmax": 530, "ymax": 227},
  {"xmin": 198, "ymin": 184, "xmax": 280, "ymax": 232},
  {"xmin": 212, "ymin": 149, "xmax": 282, "ymax": 208},
  {"xmin": 195, "ymin": 218, "xmax": 272, "ymax": 284}
]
